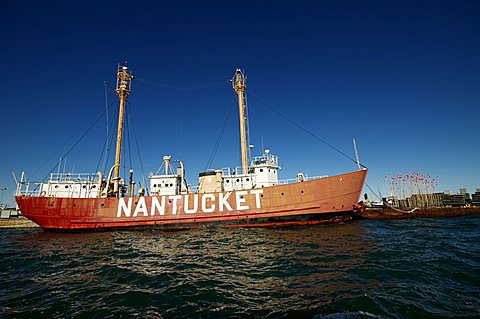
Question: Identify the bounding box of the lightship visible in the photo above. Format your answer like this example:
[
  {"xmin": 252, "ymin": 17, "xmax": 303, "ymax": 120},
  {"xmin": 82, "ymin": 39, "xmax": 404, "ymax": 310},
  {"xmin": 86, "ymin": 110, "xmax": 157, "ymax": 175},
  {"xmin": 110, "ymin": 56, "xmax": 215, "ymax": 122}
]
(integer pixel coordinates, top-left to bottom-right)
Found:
[{"xmin": 15, "ymin": 65, "xmax": 367, "ymax": 230}]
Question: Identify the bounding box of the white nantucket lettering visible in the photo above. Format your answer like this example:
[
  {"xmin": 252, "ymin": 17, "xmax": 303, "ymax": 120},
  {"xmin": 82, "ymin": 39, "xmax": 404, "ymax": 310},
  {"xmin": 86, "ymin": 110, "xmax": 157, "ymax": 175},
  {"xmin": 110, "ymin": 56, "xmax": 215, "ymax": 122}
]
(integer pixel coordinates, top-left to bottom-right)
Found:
[
  {"xmin": 184, "ymin": 194, "xmax": 199, "ymax": 214},
  {"xmin": 219, "ymin": 192, "xmax": 233, "ymax": 212},
  {"xmin": 169, "ymin": 195, "xmax": 182, "ymax": 215},
  {"xmin": 250, "ymin": 189, "xmax": 263, "ymax": 209},
  {"xmin": 117, "ymin": 189, "xmax": 264, "ymax": 218},
  {"xmin": 201, "ymin": 194, "xmax": 215, "ymax": 213},
  {"xmin": 151, "ymin": 196, "xmax": 165, "ymax": 216},
  {"xmin": 133, "ymin": 197, "xmax": 148, "ymax": 217},
  {"xmin": 236, "ymin": 191, "xmax": 249, "ymax": 210},
  {"xmin": 117, "ymin": 197, "xmax": 133, "ymax": 217}
]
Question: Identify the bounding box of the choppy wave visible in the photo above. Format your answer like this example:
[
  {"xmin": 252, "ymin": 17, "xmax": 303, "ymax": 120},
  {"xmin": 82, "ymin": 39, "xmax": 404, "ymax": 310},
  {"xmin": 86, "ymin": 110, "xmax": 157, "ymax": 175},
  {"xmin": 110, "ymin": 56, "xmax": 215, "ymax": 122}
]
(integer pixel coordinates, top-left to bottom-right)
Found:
[{"xmin": 1, "ymin": 216, "xmax": 479, "ymax": 318}]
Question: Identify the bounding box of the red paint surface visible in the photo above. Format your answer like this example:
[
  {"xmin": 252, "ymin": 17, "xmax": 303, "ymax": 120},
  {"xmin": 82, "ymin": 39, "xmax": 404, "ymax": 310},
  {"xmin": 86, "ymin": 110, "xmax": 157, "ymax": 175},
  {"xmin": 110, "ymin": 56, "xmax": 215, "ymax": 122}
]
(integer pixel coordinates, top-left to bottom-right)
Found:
[{"xmin": 16, "ymin": 170, "xmax": 367, "ymax": 230}]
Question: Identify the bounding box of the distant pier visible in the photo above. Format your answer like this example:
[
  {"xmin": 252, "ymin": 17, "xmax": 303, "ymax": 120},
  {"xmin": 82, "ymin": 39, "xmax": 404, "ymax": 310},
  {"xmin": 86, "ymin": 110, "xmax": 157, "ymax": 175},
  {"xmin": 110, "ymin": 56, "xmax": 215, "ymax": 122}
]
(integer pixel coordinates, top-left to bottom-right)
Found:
[{"xmin": 359, "ymin": 206, "xmax": 480, "ymax": 220}]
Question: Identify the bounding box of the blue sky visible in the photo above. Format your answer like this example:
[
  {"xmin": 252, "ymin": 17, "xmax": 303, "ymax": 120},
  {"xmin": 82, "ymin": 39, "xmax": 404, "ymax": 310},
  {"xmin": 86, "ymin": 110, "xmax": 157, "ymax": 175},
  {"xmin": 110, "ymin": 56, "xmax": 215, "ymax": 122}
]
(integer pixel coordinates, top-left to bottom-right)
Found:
[{"xmin": 1, "ymin": 0, "xmax": 479, "ymax": 206}]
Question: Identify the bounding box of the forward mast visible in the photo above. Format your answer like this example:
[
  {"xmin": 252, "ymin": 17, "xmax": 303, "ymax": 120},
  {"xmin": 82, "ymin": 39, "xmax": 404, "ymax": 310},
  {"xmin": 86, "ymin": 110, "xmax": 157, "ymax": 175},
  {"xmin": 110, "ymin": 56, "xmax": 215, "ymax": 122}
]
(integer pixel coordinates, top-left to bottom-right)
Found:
[{"xmin": 113, "ymin": 64, "xmax": 133, "ymax": 196}]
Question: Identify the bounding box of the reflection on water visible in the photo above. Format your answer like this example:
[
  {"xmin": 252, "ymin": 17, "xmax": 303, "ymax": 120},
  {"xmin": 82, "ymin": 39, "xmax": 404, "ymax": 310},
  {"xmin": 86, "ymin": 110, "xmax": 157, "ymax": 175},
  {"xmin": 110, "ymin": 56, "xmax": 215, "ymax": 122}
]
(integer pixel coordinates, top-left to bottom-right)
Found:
[{"xmin": 1, "ymin": 217, "xmax": 479, "ymax": 318}]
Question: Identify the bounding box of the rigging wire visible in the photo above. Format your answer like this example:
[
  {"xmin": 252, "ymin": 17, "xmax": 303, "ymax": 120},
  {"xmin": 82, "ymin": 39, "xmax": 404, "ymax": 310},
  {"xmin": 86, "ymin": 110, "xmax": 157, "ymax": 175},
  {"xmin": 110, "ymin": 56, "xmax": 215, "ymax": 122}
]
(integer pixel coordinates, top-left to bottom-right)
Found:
[
  {"xmin": 103, "ymin": 112, "xmax": 118, "ymax": 175},
  {"xmin": 120, "ymin": 101, "xmax": 134, "ymax": 185},
  {"xmin": 244, "ymin": 83, "xmax": 253, "ymax": 161},
  {"xmin": 96, "ymin": 100, "xmax": 118, "ymax": 174},
  {"xmin": 102, "ymin": 81, "xmax": 110, "ymax": 170},
  {"xmin": 99, "ymin": 80, "xmax": 147, "ymax": 194},
  {"xmin": 33, "ymin": 106, "xmax": 112, "ymax": 191},
  {"xmin": 136, "ymin": 78, "xmax": 228, "ymax": 91},
  {"xmin": 364, "ymin": 181, "xmax": 418, "ymax": 214},
  {"xmin": 247, "ymin": 91, "xmax": 368, "ymax": 169},
  {"xmin": 101, "ymin": 81, "xmax": 121, "ymax": 176},
  {"xmin": 126, "ymin": 104, "xmax": 133, "ymax": 172},
  {"xmin": 126, "ymin": 100, "xmax": 149, "ymax": 195},
  {"xmin": 365, "ymin": 182, "xmax": 382, "ymax": 201},
  {"xmin": 104, "ymin": 82, "xmax": 109, "ymax": 141},
  {"xmin": 121, "ymin": 114, "xmax": 126, "ymax": 184},
  {"xmin": 244, "ymin": 89, "xmax": 259, "ymax": 162},
  {"xmin": 30, "ymin": 101, "xmax": 116, "ymax": 180},
  {"xmin": 204, "ymin": 97, "xmax": 236, "ymax": 170}
]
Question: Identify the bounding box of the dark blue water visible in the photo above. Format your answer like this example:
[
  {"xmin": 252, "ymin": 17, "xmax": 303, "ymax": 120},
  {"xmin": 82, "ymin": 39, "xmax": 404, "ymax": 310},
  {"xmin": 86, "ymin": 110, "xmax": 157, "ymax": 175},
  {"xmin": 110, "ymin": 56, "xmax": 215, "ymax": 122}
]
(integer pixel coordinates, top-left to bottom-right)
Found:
[{"xmin": 1, "ymin": 216, "xmax": 479, "ymax": 318}]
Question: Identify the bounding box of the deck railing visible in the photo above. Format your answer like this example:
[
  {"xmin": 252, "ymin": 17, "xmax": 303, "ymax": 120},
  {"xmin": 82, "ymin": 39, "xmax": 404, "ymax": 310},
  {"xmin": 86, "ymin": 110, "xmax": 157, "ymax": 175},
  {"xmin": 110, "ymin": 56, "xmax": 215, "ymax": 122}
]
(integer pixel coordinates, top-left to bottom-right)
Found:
[
  {"xmin": 278, "ymin": 175, "xmax": 328, "ymax": 185},
  {"xmin": 49, "ymin": 173, "xmax": 99, "ymax": 182}
]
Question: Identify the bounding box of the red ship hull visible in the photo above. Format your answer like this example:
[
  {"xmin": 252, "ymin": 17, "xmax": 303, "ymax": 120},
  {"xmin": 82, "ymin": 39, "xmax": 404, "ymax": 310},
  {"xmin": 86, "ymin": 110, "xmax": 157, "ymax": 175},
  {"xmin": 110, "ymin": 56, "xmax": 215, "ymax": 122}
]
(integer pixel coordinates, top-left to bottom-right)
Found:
[{"xmin": 15, "ymin": 170, "xmax": 367, "ymax": 231}]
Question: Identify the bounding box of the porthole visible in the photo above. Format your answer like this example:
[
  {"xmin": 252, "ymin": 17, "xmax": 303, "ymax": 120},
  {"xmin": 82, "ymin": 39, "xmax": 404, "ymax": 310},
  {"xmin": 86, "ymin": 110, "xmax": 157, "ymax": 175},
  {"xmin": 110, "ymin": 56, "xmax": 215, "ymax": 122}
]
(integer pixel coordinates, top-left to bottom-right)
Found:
[
  {"xmin": 153, "ymin": 184, "xmax": 157, "ymax": 187},
  {"xmin": 260, "ymin": 169, "xmax": 263, "ymax": 172},
  {"xmin": 226, "ymin": 180, "xmax": 230, "ymax": 183},
  {"xmin": 261, "ymin": 194, "xmax": 264, "ymax": 197},
  {"xmin": 301, "ymin": 190, "xmax": 304, "ymax": 194},
  {"xmin": 82, "ymin": 185, "xmax": 87, "ymax": 189},
  {"xmin": 236, "ymin": 179, "xmax": 239, "ymax": 182},
  {"xmin": 246, "ymin": 178, "xmax": 249, "ymax": 181},
  {"xmin": 170, "ymin": 183, "xmax": 173, "ymax": 187},
  {"xmin": 65, "ymin": 185, "xmax": 69, "ymax": 189},
  {"xmin": 281, "ymin": 192, "xmax": 284, "ymax": 196},
  {"xmin": 92, "ymin": 185, "xmax": 96, "ymax": 188}
]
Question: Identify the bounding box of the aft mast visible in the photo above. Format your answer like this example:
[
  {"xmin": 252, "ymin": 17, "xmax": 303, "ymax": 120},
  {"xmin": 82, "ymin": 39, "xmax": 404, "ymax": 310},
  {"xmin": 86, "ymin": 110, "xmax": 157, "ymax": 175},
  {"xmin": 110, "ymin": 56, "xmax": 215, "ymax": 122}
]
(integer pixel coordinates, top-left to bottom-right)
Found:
[
  {"xmin": 232, "ymin": 68, "xmax": 249, "ymax": 174},
  {"xmin": 113, "ymin": 64, "xmax": 133, "ymax": 196}
]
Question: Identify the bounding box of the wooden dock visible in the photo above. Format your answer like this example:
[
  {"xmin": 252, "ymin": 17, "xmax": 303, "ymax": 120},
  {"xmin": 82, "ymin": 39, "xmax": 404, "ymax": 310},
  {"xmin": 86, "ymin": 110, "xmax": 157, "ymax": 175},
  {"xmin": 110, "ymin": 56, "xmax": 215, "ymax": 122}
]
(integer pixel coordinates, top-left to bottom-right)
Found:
[{"xmin": 0, "ymin": 216, "xmax": 39, "ymax": 229}]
